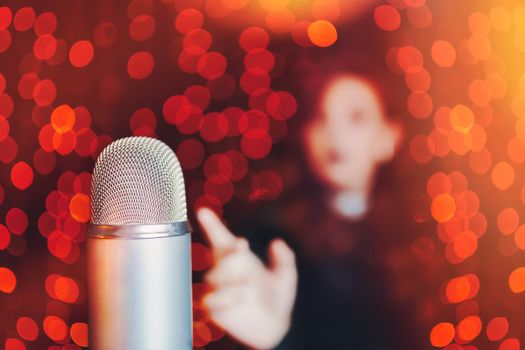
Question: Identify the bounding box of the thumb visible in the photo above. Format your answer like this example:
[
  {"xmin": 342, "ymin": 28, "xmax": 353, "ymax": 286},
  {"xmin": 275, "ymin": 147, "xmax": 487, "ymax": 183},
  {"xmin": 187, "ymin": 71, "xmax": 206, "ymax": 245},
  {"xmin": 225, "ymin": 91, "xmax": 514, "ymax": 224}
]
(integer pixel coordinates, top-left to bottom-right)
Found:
[
  {"xmin": 268, "ymin": 239, "xmax": 297, "ymax": 286},
  {"xmin": 197, "ymin": 207, "xmax": 245, "ymax": 259}
]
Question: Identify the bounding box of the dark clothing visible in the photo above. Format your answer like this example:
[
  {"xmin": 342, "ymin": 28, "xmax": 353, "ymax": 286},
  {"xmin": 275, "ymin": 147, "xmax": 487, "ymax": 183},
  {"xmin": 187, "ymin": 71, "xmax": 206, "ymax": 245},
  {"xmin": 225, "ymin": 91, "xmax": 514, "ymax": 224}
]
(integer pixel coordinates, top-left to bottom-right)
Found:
[{"xmin": 228, "ymin": 192, "xmax": 424, "ymax": 350}]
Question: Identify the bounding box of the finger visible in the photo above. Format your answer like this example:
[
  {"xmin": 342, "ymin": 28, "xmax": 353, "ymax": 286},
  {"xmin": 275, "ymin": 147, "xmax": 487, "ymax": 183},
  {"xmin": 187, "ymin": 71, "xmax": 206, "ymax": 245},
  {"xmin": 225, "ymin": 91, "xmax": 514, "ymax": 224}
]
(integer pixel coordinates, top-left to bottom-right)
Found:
[
  {"xmin": 206, "ymin": 265, "xmax": 247, "ymax": 287},
  {"xmin": 203, "ymin": 290, "xmax": 237, "ymax": 311},
  {"xmin": 205, "ymin": 251, "xmax": 263, "ymax": 287},
  {"xmin": 203, "ymin": 285, "xmax": 252, "ymax": 312},
  {"xmin": 268, "ymin": 239, "xmax": 297, "ymax": 286},
  {"xmin": 197, "ymin": 207, "xmax": 242, "ymax": 257}
]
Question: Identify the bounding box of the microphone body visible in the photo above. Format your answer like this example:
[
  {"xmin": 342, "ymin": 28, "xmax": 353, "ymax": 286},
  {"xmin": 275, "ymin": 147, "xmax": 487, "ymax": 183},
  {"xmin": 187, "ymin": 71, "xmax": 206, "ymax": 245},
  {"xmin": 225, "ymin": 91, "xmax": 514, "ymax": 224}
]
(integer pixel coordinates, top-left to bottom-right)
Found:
[
  {"xmin": 87, "ymin": 137, "xmax": 193, "ymax": 350},
  {"xmin": 87, "ymin": 223, "xmax": 192, "ymax": 350}
]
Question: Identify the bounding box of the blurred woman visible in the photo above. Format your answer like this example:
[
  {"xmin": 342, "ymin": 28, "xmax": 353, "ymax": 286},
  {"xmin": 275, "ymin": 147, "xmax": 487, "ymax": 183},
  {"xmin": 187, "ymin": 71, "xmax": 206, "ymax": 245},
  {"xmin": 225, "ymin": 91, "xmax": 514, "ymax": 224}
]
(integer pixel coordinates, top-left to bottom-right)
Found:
[{"xmin": 197, "ymin": 68, "xmax": 424, "ymax": 349}]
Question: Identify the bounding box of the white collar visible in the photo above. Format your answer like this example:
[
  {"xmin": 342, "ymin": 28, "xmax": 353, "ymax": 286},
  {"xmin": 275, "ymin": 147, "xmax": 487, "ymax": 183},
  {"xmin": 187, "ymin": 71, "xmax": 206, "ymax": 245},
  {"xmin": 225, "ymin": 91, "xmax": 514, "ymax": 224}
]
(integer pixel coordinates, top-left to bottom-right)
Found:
[{"xmin": 330, "ymin": 190, "xmax": 369, "ymax": 221}]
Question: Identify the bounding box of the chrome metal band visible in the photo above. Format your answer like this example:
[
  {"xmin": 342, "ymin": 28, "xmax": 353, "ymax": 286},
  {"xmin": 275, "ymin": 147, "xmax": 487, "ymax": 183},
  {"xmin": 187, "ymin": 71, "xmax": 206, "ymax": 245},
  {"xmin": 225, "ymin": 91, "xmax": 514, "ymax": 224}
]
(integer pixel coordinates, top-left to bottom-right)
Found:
[{"xmin": 88, "ymin": 221, "xmax": 192, "ymax": 239}]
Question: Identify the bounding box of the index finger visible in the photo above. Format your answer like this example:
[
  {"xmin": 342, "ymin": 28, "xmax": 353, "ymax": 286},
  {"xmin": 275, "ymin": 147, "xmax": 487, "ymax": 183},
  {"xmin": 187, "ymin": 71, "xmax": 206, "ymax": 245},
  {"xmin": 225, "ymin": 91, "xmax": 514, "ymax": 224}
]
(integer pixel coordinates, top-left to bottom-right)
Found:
[{"xmin": 196, "ymin": 207, "xmax": 241, "ymax": 257}]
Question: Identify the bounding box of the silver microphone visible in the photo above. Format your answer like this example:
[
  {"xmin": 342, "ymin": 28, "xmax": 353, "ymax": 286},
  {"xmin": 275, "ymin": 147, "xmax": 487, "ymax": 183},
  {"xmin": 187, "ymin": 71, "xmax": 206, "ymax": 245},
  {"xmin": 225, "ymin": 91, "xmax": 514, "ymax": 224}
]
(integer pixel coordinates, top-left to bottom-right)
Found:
[{"xmin": 87, "ymin": 136, "xmax": 192, "ymax": 350}]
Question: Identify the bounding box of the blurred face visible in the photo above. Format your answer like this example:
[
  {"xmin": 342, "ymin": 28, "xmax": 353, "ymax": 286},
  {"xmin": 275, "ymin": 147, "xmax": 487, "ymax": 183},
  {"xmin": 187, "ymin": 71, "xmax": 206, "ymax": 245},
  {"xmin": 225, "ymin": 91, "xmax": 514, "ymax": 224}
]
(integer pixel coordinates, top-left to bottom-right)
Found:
[{"xmin": 303, "ymin": 76, "xmax": 398, "ymax": 192}]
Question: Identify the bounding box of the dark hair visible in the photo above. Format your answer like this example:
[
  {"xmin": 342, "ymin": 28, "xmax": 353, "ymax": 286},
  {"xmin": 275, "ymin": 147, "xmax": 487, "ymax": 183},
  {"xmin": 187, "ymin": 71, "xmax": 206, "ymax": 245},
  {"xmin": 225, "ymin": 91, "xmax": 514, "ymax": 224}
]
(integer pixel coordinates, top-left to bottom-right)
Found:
[
  {"xmin": 274, "ymin": 44, "xmax": 403, "ymax": 180},
  {"xmin": 292, "ymin": 52, "xmax": 404, "ymax": 125},
  {"xmin": 259, "ymin": 9, "xmax": 411, "ymax": 212}
]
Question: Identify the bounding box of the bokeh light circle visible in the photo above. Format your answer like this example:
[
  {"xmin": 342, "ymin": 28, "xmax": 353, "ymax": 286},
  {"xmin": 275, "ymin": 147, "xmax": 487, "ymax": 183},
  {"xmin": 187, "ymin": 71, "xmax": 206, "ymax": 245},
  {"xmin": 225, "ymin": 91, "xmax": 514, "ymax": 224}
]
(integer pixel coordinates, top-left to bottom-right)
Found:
[
  {"xmin": 127, "ymin": 51, "xmax": 154, "ymax": 79},
  {"xmin": 69, "ymin": 40, "xmax": 94, "ymax": 68},
  {"xmin": 307, "ymin": 20, "xmax": 337, "ymax": 47}
]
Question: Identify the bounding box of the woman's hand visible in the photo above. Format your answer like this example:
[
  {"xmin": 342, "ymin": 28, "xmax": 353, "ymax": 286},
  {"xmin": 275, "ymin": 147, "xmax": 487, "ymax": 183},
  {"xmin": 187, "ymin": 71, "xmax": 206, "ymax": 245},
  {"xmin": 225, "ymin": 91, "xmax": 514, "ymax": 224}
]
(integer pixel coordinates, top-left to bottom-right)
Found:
[{"xmin": 197, "ymin": 208, "xmax": 298, "ymax": 350}]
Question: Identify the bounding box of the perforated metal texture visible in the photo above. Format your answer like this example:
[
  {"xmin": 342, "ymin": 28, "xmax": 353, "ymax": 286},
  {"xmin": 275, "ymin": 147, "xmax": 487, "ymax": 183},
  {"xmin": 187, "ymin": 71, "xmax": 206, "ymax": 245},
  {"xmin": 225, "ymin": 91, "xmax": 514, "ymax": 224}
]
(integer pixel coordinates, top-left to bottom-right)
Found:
[{"xmin": 90, "ymin": 137, "xmax": 187, "ymax": 225}]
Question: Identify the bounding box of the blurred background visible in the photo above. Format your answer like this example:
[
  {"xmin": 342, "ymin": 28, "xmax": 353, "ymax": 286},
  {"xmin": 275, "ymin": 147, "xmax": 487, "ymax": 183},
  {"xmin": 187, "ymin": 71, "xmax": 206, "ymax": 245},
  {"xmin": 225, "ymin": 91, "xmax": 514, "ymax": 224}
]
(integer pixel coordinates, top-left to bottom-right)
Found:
[{"xmin": 0, "ymin": 0, "xmax": 525, "ymax": 349}]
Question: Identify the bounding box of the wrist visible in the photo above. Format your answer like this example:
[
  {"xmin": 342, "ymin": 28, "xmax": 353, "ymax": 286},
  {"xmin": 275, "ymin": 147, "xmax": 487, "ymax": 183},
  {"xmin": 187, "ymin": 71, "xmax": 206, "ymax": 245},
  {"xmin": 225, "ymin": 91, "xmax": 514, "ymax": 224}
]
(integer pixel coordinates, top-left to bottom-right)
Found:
[{"xmin": 254, "ymin": 317, "xmax": 292, "ymax": 350}]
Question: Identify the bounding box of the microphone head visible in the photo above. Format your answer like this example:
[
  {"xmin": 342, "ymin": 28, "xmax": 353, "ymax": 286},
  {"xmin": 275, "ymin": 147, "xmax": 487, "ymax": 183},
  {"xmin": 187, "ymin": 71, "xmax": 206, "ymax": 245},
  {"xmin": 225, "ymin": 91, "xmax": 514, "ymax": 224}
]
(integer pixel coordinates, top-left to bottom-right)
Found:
[{"xmin": 90, "ymin": 136, "xmax": 187, "ymax": 225}]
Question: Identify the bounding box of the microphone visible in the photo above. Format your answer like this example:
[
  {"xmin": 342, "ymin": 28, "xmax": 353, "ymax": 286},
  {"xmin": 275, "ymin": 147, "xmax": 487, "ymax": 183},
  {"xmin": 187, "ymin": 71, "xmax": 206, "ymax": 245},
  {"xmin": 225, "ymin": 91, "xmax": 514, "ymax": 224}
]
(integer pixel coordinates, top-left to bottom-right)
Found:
[{"xmin": 87, "ymin": 136, "xmax": 192, "ymax": 350}]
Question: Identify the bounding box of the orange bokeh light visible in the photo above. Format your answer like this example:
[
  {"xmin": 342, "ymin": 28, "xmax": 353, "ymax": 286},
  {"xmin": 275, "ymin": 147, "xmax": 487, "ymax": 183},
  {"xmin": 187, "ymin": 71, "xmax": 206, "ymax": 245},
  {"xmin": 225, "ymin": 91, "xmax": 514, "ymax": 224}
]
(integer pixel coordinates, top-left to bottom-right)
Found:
[
  {"xmin": 3, "ymin": 2, "xmax": 525, "ymax": 348},
  {"xmin": 500, "ymin": 338, "xmax": 520, "ymax": 350},
  {"xmin": 490, "ymin": 7, "xmax": 512, "ymax": 32},
  {"xmin": 508, "ymin": 267, "xmax": 525, "ymax": 293},
  {"xmin": 431, "ymin": 193, "xmax": 456, "ymax": 223},
  {"xmin": 43, "ymin": 315, "xmax": 67, "ymax": 341},
  {"xmin": 450, "ymin": 104, "xmax": 474, "ymax": 134},
  {"xmin": 374, "ymin": 5, "xmax": 400, "ymax": 32},
  {"xmin": 70, "ymin": 322, "xmax": 88, "ymax": 347},
  {"xmin": 54, "ymin": 275, "xmax": 80, "ymax": 303},
  {"xmin": 497, "ymin": 208, "xmax": 519, "ymax": 235},
  {"xmin": 430, "ymin": 322, "xmax": 455, "ymax": 347},
  {"xmin": 51, "ymin": 104, "xmax": 76, "ymax": 134},
  {"xmin": 0, "ymin": 267, "xmax": 16, "ymax": 293},
  {"xmin": 514, "ymin": 224, "xmax": 525, "ymax": 250},
  {"xmin": 307, "ymin": 20, "xmax": 337, "ymax": 48},
  {"xmin": 491, "ymin": 161, "xmax": 515, "ymax": 190},
  {"xmin": 457, "ymin": 315, "xmax": 482, "ymax": 342},
  {"xmin": 266, "ymin": 9, "xmax": 296, "ymax": 34},
  {"xmin": 445, "ymin": 274, "xmax": 479, "ymax": 303},
  {"xmin": 486, "ymin": 317, "xmax": 509, "ymax": 341},
  {"xmin": 69, "ymin": 193, "xmax": 90, "ymax": 223},
  {"xmin": 468, "ymin": 34, "xmax": 492, "ymax": 60},
  {"xmin": 468, "ymin": 12, "xmax": 491, "ymax": 36},
  {"xmin": 468, "ymin": 79, "xmax": 492, "ymax": 107},
  {"xmin": 407, "ymin": 91, "xmax": 433, "ymax": 119},
  {"xmin": 452, "ymin": 230, "xmax": 478, "ymax": 260}
]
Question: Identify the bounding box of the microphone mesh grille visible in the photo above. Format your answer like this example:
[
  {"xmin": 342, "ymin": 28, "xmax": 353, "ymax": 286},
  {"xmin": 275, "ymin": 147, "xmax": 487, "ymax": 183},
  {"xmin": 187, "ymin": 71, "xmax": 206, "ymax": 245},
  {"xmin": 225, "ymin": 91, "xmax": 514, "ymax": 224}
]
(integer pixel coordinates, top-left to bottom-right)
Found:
[{"xmin": 90, "ymin": 137, "xmax": 187, "ymax": 225}]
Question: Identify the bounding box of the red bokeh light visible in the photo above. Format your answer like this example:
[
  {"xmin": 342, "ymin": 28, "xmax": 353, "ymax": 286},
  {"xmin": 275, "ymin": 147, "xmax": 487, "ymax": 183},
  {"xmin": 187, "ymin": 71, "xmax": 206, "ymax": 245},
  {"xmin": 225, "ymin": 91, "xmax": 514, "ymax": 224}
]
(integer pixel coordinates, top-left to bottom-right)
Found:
[
  {"xmin": 2, "ymin": 2, "xmax": 523, "ymax": 349},
  {"xmin": 93, "ymin": 21, "xmax": 116, "ymax": 47},
  {"xmin": 70, "ymin": 322, "xmax": 88, "ymax": 348},
  {"xmin": 43, "ymin": 316, "xmax": 68, "ymax": 342},
  {"xmin": 33, "ymin": 34, "xmax": 57, "ymax": 60},
  {"xmin": 127, "ymin": 51, "xmax": 154, "ymax": 79},
  {"xmin": 0, "ymin": 115, "xmax": 9, "ymax": 141},
  {"xmin": 129, "ymin": 15, "xmax": 155, "ymax": 41},
  {"xmin": 199, "ymin": 112, "xmax": 228, "ymax": 142},
  {"xmin": 32, "ymin": 79, "xmax": 57, "ymax": 106},
  {"xmin": 239, "ymin": 27, "xmax": 269, "ymax": 52},
  {"xmin": 34, "ymin": 12, "xmax": 57, "ymax": 36},
  {"xmin": 241, "ymin": 129, "xmax": 272, "ymax": 159},
  {"xmin": 0, "ymin": 224, "xmax": 10, "ymax": 250},
  {"xmin": 16, "ymin": 317, "xmax": 39, "ymax": 341},
  {"xmin": 191, "ymin": 243, "xmax": 212, "ymax": 271},
  {"xmin": 374, "ymin": 5, "xmax": 401, "ymax": 31},
  {"xmin": 177, "ymin": 138, "xmax": 206, "ymax": 170},
  {"xmin": 13, "ymin": 7, "xmax": 35, "ymax": 32},
  {"xmin": 183, "ymin": 28, "xmax": 212, "ymax": 56},
  {"xmin": 11, "ymin": 162, "xmax": 34, "ymax": 190},
  {"xmin": 0, "ymin": 7, "xmax": 12, "ymax": 30},
  {"xmin": 6, "ymin": 208, "xmax": 28, "ymax": 235},
  {"xmin": 175, "ymin": 8, "xmax": 203, "ymax": 34},
  {"xmin": 0, "ymin": 267, "xmax": 16, "ymax": 293},
  {"xmin": 4, "ymin": 338, "xmax": 25, "ymax": 350},
  {"xmin": 486, "ymin": 317, "xmax": 509, "ymax": 341},
  {"xmin": 69, "ymin": 40, "xmax": 94, "ymax": 68}
]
